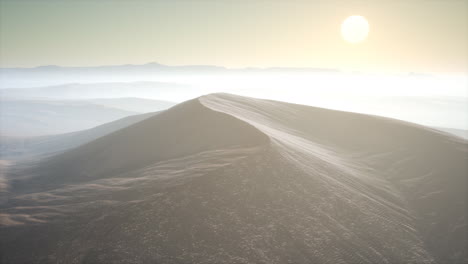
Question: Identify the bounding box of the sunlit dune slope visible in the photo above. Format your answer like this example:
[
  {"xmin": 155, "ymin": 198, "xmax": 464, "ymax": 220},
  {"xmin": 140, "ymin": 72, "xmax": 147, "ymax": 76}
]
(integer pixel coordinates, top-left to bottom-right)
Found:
[{"xmin": 1, "ymin": 93, "xmax": 466, "ymax": 264}]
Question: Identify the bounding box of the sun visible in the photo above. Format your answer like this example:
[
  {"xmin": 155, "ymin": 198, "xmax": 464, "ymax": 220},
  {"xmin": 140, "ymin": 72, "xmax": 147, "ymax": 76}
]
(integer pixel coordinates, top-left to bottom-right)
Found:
[{"xmin": 341, "ymin": 16, "xmax": 369, "ymax": 44}]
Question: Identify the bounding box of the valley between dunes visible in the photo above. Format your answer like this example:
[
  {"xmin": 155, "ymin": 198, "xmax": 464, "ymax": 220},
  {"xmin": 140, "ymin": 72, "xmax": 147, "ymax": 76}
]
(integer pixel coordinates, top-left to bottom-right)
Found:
[{"xmin": 1, "ymin": 93, "xmax": 466, "ymax": 264}]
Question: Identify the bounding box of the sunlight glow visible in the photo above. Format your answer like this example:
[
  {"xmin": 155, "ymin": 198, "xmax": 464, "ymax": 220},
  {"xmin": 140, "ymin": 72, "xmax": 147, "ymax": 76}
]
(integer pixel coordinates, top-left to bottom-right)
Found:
[{"xmin": 341, "ymin": 16, "xmax": 369, "ymax": 43}]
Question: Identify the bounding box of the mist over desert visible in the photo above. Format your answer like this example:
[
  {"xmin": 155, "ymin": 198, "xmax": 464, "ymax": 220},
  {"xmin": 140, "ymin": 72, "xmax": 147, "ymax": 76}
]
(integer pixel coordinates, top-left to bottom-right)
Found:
[{"xmin": 1, "ymin": 0, "xmax": 467, "ymax": 263}]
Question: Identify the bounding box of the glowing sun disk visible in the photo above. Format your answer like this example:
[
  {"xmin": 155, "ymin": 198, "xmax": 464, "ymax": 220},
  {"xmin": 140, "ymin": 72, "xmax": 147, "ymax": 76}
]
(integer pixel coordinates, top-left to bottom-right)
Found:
[{"xmin": 341, "ymin": 16, "xmax": 369, "ymax": 44}]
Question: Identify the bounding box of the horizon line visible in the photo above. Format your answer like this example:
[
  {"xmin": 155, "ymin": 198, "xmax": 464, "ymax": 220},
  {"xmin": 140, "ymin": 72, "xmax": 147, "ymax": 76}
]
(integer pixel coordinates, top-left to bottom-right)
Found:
[{"xmin": 1, "ymin": 62, "xmax": 467, "ymax": 77}]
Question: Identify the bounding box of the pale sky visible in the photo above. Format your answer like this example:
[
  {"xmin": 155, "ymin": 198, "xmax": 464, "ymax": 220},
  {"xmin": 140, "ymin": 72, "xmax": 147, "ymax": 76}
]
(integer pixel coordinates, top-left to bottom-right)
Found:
[{"xmin": 0, "ymin": 0, "xmax": 467, "ymax": 74}]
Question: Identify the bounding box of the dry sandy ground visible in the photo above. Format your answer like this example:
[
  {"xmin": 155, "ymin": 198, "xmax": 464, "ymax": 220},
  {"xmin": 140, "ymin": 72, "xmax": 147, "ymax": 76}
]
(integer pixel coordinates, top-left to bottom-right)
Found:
[{"xmin": 0, "ymin": 93, "xmax": 466, "ymax": 264}]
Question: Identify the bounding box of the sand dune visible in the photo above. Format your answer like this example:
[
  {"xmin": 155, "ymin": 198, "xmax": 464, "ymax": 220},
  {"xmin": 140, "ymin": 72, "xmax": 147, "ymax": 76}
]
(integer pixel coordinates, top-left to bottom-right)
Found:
[
  {"xmin": 0, "ymin": 98, "xmax": 139, "ymax": 137},
  {"xmin": 1, "ymin": 93, "xmax": 466, "ymax": 264},
  {"xmin": 0, "ymin": 82, "xmax": 192, "ymax": 100},
  {"xmin": 0, "ymin": 97, "xmax": 175, "ymax": 137},
  {"xmin": 0, "ymin": 112, "xmax": 156, "ymax": 160},
  {"xmin": 87, "ymin": 98, "xmax": 175, "ymax": 113},
  {"xmin": 435, "ymin": 127, "xmax": 468, "ymax": 140}
]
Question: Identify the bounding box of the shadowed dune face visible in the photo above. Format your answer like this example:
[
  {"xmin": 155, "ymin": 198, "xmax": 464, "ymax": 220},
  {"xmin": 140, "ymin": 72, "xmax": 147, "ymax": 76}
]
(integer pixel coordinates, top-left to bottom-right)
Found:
[
  {"xmin": 1, "ymin": 93, "xmax": 466, "ymax": 264},
  {"xmin": 14, "ymin": 98, "xmax": 269, "ymax": 191}
]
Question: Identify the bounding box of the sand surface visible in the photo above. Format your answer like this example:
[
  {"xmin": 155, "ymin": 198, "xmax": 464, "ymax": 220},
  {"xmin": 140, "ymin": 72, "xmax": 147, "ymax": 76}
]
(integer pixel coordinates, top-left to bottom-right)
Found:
[{"xmin": 0, "ymin": 93, "xmax": 466, "ymax": 264}]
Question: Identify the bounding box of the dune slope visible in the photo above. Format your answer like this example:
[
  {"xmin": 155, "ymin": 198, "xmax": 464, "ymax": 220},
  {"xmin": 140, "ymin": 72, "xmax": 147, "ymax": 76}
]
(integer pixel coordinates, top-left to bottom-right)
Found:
[
  {"xmin": 0, "ymin": 99, "xmax": 139, "ymax": 137},
  {"xmin": 1, "ymin": 93, "xmax": 466, "ymax": 264},
  {"xmin": 0, "ymin": 112, "xmax": 156, "ymax": 160}
]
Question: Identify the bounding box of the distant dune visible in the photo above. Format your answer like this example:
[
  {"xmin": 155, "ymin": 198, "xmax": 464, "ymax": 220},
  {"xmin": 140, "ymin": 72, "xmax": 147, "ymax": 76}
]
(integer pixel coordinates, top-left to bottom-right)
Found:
[
  {"xmin": 0, "ymin": 98, "xmax": 175, "ymax": 136},
  {"xmin": 0, "ymin": 94, "xmax": 466, "ymax": 264},
  {"xmin": 87, "ymin": 98, "xmax": 175, "ymax": 113},
  {"xmin": 0, "ymin": 112, "xmax": 156, "ymax": 160},
  {"xmin": 0, "ymin": 81, "xmax": 191, "ymax": 100},
  {"xmin": 434, "ymin": 126, "xmax": 468, "ymax": 140}
]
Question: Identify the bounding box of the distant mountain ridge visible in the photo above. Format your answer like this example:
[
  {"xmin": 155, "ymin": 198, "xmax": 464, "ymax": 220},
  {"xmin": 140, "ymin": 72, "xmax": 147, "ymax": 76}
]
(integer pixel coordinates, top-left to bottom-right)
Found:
[
  {"xmin": 0, "ymin": 62, "xmax": 338, "ymax": 73},
  {"xmin": 0, "ymin": 63, "xmax": 339, "ymax": 89}
]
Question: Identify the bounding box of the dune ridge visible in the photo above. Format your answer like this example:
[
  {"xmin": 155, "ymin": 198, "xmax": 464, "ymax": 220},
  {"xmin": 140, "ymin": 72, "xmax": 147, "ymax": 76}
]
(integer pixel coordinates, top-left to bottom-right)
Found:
[{"xmin": 1, "ymin": 93, "xmax": 466, "ymax": 264}]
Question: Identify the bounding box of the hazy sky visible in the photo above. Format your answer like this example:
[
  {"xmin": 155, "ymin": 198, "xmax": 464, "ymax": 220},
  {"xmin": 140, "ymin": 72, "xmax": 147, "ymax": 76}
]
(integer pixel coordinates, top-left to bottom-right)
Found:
[{"xmin": 0, "ymin": 0, "xmax": 467, "ymax": 73}]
